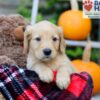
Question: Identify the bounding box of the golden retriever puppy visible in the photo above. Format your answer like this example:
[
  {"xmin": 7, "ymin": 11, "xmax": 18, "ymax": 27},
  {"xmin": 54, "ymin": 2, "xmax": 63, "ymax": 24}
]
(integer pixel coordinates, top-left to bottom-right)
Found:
[{"xmin": 23, "ymin": 21, "xmax": 76, "ymax": 90}]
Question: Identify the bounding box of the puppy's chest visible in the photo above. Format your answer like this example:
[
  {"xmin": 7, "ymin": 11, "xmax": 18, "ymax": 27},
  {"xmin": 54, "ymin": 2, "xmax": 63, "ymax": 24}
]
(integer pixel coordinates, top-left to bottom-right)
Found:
[
  {"xmin": 46, "ymin": 61, "xmax": 60, "ymax": 71},
  {"xmin": 46, "ymin": 56, "xmax": 65, "ymax": 70}
]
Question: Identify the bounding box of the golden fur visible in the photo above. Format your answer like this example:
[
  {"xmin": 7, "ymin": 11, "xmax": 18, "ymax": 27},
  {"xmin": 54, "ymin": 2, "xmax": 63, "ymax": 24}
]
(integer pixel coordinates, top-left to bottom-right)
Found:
[{"xmin": 23, "ymin": 21, "xmax": 76, "ymax": 89}]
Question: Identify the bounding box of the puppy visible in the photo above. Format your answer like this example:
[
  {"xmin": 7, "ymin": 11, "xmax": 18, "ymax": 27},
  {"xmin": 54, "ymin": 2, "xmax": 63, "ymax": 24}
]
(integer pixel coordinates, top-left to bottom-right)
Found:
[{"xmin": 23, "ymin": 21, "xmax": 76, "ymax": 89}]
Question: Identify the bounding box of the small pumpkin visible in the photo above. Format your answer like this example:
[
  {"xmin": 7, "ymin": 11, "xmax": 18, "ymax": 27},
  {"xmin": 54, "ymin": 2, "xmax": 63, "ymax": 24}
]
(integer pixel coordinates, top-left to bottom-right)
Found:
[
  {"xmin": 72, "ymin": 41, "xmax": 100, "ymax": 95},
  {"xmin": 58, "ymin": 0, "xmax": 92, "ymax": 40},
  {"xmin": 58, "ymin": 10, "xmax": 92, "ymax": 40}
]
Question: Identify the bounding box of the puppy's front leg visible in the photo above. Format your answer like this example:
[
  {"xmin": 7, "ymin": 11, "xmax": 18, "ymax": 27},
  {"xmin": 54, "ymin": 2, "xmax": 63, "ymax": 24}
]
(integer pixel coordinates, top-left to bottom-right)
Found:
[
  {"xmin": 56, "ymin": 67, "xmax": 71, "ymax": 90},
  {"xmin": 32, "ymin": 64, "xmax": 54, "ymax": 83},
  {"xmin": 27, "ymin": 54, "xmax": 34, "ymax": 70}
]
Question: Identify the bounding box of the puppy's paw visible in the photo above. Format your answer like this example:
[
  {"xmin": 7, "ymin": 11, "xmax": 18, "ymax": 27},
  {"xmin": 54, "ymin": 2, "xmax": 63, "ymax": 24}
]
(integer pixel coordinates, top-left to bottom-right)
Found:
[
  {"xmin": 56, "ymin": 72, "xmax": 70, "ymax": 90},
  {"xmin": 39, "ymin": 69, "xmax": 53, "ymax": 83}
]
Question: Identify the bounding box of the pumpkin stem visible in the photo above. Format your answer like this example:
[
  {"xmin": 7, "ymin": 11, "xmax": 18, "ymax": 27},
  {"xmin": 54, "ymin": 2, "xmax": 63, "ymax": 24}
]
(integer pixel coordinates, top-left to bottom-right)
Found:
[
  {"xmin": 82, "ymin": 37, "xmax": 92, "ymax": 62},
  {"xmin": 70, "ymin": 0, "xmax": 79, "ymax": 10}
]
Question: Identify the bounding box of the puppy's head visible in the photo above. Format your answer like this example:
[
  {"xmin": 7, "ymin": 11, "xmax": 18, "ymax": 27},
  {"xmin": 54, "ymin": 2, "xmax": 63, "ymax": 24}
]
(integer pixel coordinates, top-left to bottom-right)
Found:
[{"xmin": 23, "ymin": 21, "xmax": 66, "ymax": 61}]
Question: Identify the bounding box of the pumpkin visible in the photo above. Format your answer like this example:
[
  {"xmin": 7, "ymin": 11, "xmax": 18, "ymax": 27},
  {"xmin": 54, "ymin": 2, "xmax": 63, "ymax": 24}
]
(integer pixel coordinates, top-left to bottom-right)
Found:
[
  {"xmin": 72, "ymin": 60, "xmax": 100, "ymax": 95},
  {"xmin": 58, "ymin": 10, "xmax": 92, "ymax": 40},
  {"xmin": 72, "ymin": 41, "xmax": 100, "ymax": 95}
]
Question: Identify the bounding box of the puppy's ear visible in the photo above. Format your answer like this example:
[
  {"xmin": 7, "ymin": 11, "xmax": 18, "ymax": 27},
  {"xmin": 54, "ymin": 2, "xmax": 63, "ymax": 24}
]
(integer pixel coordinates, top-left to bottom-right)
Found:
[
  {"xmin": 58, "ymin": 27, "xmax": 66, "ymax": 54},
  {"xmin": 23, "ymin": 25, "xmax": 33, "ymax": 54}
]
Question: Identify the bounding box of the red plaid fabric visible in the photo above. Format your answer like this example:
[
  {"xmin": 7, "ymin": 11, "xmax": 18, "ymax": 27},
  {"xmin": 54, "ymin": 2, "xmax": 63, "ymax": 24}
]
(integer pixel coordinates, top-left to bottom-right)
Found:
[{"xmin": 0, "ymin": 64, "xmax": 93, "ymax": 100}]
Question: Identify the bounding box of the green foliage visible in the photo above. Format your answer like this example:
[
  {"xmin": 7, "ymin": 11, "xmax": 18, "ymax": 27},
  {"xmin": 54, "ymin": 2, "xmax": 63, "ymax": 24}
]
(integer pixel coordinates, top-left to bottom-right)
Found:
[
  {"xmin": 91, "ymin": 49, "xmax": 100, "ymax": 62},
  {"xmin": 66, "ymin": 47, "xmax": 83, "ymax": 60},
  {"xmin": 17, "ymin": 0, "xmax": 70, "ymax": 23},
  {"xmin": 36, "ymin": 13, "xmax": 44, "ymax": 22},
  {"xmin": 66, "ymin": 47, "xmax": 99, "ymax": 62},
  {"xmin": 17, "ymin": 6, "xmax": 31, "ymax": 18},
  {"xmin": 17, "ymin": 0, "xmax": 32, "ymax": 20}
]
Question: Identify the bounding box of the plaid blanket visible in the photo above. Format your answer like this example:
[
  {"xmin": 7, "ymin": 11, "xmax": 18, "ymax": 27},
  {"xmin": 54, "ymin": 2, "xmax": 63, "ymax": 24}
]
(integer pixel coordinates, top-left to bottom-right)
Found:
[{"xmin": 0, "ymin": 64, "xmax": 93, "ymax": 100}]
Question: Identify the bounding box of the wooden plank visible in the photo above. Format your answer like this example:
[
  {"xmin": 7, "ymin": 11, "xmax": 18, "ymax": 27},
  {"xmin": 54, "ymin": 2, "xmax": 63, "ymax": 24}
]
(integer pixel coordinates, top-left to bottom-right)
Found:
[
  {"xmin": 31, "ymin": 0, "xmax": 39, "ymax": 25},
  {"xmin": 65, "ymin": 40, "xmax": 100, "ymax": 49}
]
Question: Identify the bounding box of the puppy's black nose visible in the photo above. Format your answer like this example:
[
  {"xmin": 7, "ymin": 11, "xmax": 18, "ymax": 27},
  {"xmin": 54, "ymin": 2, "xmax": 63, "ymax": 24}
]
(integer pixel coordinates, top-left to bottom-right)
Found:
[{"xmin": 43, "ymin": 48, "xmax": 52, "ymax": 56}]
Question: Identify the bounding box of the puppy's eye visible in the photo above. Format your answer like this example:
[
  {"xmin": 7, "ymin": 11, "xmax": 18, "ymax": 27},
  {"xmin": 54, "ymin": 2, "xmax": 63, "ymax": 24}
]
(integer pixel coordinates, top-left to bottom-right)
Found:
[
  {"xmin": 52, "ymin": 37, "xmax": 58, "ymax": 42},
  {"xmin": 35, "ymin": 37, "xmax": 41, "ymax": 41}
]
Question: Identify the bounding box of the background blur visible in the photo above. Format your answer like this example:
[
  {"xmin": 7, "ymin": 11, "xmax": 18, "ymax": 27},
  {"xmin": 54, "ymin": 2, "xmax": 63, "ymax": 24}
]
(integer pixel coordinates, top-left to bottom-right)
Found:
[{"xmin": 0, "ymin": 0, "xmax": 100, "ymax": 64}]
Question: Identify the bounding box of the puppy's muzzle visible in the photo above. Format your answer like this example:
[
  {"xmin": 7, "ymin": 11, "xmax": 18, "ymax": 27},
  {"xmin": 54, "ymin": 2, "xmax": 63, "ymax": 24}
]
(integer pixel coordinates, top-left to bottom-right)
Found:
[{"xmin": 43, "ymin": 48, "xmax": 52, "ymax": 57}]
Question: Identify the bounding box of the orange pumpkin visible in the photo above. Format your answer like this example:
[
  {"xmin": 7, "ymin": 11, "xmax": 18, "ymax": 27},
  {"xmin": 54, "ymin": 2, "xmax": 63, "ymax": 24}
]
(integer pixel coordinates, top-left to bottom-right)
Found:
[
  {"xmin": 72, "ymin": 60, "xmax": 100, "ymax": 95},
  {"xmin": 72, "ymin": 41, "xmax": 100, "ymax": 95},
  {"xmin": 58, "ymin": 10, "xmax": 92, "ymax": 40}
]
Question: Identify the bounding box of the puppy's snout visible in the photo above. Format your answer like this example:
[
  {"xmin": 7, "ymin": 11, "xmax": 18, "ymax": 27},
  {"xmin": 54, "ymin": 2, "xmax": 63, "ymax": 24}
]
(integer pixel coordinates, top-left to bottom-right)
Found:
[{"xmin": 43, "ymin": 48, "xmax": 52, "ymax": 56}]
